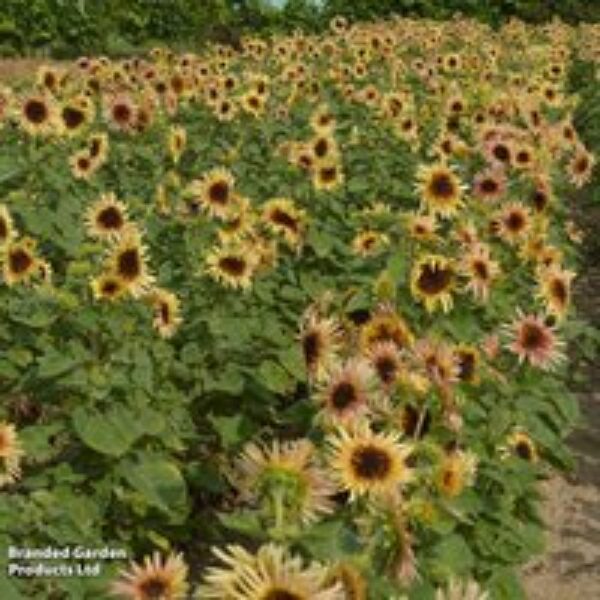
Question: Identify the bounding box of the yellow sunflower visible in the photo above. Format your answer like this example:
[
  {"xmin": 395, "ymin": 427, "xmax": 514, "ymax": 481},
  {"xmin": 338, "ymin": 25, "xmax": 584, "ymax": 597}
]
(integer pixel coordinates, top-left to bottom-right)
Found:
[
  {"xmin": 351, "ymin": 230, "xmax": 390, "ymax": 257},
  {"xmin": 84, "ymin": 192, "xmax": 130, "ymax": 241},
  {"xmin": 188, "ymin": 167, "xmax": 236, "ymax": 220},
  {"xmin": 410, "ymin": 254, "xmax": 456, "ymax": 313},
  {"xmin": 205, "ymin": 243, "xmax": 257, "ymax": 290},
  {"xmin": 90, "ymin": 272, "xmax": 128, "ymax": 302},
  {"xmin": 537, "ymin": 266, "xmax": 575, "ymax": 320},
  {"xmin": 148, "ymin": 288, "xmax": 182, "ymax": 338},
  {"xmin": 0, "ymin": 204, "xmax": 17, "ymax": 249},
  {"xmin": 359, "ymin": 306, "xmax": 414, "ymax": 352},
  {"xmin": 2, "ymin": 238, "xmax": 39, "ymax": 286},
  {"xmin": 312, "ymin": 160, "xmax": 344, "ymax": 192},
  {"xmin": 435, "ymin": 450, "xmax": 478, "ymax": 498},
  {"xmin": 416, "ymin": 163, "xmax": 464, "ymax": 218},
  {"xmin": 261, "ymin": 197, "xmax": 307, "ymax": 249},
  {"xmin": 167, "ymin": 125, "xmax": 187, "ymax": 164},
  {"xmin": 504, "ymin": 431, "xmax": 539, "ymax": 463},
  {"xmin": 18, "ymin": 94, "xmax": 58, "ymax": 136},
  {"xmin": 0, "ymin": 422, "xmax": 25, "ymax": 488},
  {"xmin": 299, "ymin": 309, "xmax": 343, "ymax": 381}
]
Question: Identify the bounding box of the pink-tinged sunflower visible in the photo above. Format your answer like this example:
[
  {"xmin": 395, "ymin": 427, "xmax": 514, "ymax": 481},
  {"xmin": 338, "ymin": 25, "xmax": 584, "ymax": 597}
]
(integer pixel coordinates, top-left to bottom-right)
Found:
[
  {"xmin": 17, "ymin": 94, "xmax": 58, "ymax": 136},
  {"xmin": 104, "ymin": 93, "xmax": 137, "ymax": 133},
  {"xmin": 0, "ymin": 204, "xmax": 17, "ymax": 249},
  {"xmin": 472, "ymin": 167, "xmax": 506, "ymax": 203},
  {"xmin": 148, "ymin": 288, "xmax": 182, "ymax": 338},
  {"xmin": 261, "ymin": 197, "xmax": 307, "ymax": 249},
  {"xmin": 299, "ymin": 309, "xmax": 343, "ymax": 381},
  {"xmin": 0, "ymin": 422, "xmax": 25, "ymax": 488},
  {"xmin": 503, "ymin": 311, "xmax": 565, "ymax": 370},
  {"xmin": 435, "ymin": 449, "xmax": 478, "ymax": 498},
  {"xmin": 495, "ymin": 202, "xmax": 531, "ymax": 245},
  {"xmin": 567, "ymin": 145, "xmax": 595, "ymax": 188},
  {"xmin": 205, "ymin": 243, "xmax": 257, "ymax": 290},
  {"xmin": 315, "ymin": 359, "xmax": 375, "ymax": 426},
  {"xmin": 413, "ymin": 337, "xmax": 460, "ymax": 387},
  {"xmin": 364, "ymin": 341, "xmax": 404, "ymax": 390},
  {"xmin": 2, "ymin": 238, "xmax": 39, "ymax": 286},
  {"xmin": 537, "ymin": 266, "xmax": 575, "ymax": 320},
  {"xmin": 198, "ymin": 543, "xmax": 344, "ymax": 600},
  {"xmin": 410, "ymin": 254, "xmax": 456, "ymax": 313},
  {"xmin": 105, "ymin": 228, "xmax": 155, "ymax": 298},
  {"xmin": 404, "ymin": 212, "xmax": 439, "ymax": 243},
  {"xmin": 351, "ymin": 230, "xmax": 390, "ymax": 257},
  {"xmin": 230, "ymin": 438, "xmax": 336, "ymax": 526},
  {"xmin": 460, "ymin": 243, "xmax": 501, "ymax": 303},
  {"xmin": 188, "ymin": 167, "xmax": 236, "ymax": 220},
  {"xmin": 84, "ymin": 193, "xmax": 130, "ymax": 241},
  {"xmin": 416, "ymin": 162, "xmax": 464, "ymax": 218},
  {"xmin": 327, "ymin": 421, "xmax": 414, "ymax": 501},
  {"xmin": 110, "ymin": 552, "xmax": 188, "ymax": 600}
]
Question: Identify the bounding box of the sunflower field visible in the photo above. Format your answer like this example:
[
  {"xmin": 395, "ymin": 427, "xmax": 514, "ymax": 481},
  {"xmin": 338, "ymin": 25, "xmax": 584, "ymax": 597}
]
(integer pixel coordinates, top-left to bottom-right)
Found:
[{"xmin": 0, "ymin": 13, "xmax": 598, "ymax": 600}]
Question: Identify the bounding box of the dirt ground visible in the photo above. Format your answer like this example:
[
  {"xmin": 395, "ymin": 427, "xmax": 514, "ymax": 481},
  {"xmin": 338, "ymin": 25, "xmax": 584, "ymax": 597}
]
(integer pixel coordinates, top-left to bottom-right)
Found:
[{"xmin": 0, "ymin": 57, "xmax": 598, "ymax": 599}]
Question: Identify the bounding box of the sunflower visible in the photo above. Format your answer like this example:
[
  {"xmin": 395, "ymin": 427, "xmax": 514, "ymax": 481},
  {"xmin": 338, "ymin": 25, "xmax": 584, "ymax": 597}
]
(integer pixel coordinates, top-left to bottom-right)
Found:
[
  {"xmin": 167, "ymin": 125, "xmax": 187, "ymax": 164},
  {"xmin": 105, "ymin": 228, "xmax": 154, "ymax": 298},
  {"xmin": 453, "ymin": 345, "xmax": 480, "ymax": 385},
  {"xmin": 327, "ymin": 421, "xmax": 413, "ymax": 500},
  {"xmin": 18, "ymin": 94, "xmax": 57, "ymax": 136},
  {"xmin": 69, "ymin": 149, "xmax": 98, "ymax": 181},
  {"xmin": 104, "ymin": 93, "xmax": 137, "ymax": 133},
  {"xmin": 111, "ymin": 552, "xmax": 188, "ymax": 600},
  {"xmin": 495, "ymin": 202, "xmax": 531, "ymax": 245},
  {"xmin": 85, "ymin": 193, "xmax": 130, "ymax": 241},
  {"xmin": 312, "ymin": 160, "xmax": 344, "ymax": 192},
  {"xmin": 460, "ymin": 243, "xmax": 500, "ymax": 303},
  {"xmin": 299, "ymin": 309, "xmax": 343, "ymax": 381},
  {"xmin": 359, "ymin": 306, "xmax": 414, "ymax": 352},
  {"xmin": 365, "ymin": 341, "xmax": 404, "ymax": 389},
  {"xmin": 472, "ymin": 167, "xmax": 506, "ymax": 203},
  {"xmin": 309, "ymin": 133, "xmax": 339, "ymax": 162},
  {"xmin": 240, "ymin": 91, "xmax": 265, "ymax": 117},
  {"xmin": 189, "ymin": 167, "xmax": 236, "ymax": 220},
  {"xmin": 503, "ymin": 311, "xmax": 565, "ymax": 370},
  {"xmin": 59, "ymin": 95, "xmax": 94, "ymax": 136},
  {"xmin": 205, "ymin": 243, "xmax": 257, "ymax": 290},
  {"xmin": 214, "ymin": 97, "xmax": 238, "ymax": 122},
  {"xmin": 326, "ymin": 562, "xmax": 368, "ymax": 600},
  {"xmin": 413, "ymin": 337, "xmax": 459, "ymax": 387},
  {"xmin": 230, "ymin": 438, "xmax": 336, "ymax": 526},
  {"xmin": 351, "ymin": 230, "xmax": 390, "ymax": 257},
  {"xmin": 315, "ymin": 359, "xmax": 375, "ymax": 426},
  {"xmin": 149, "ymin": 288, "xmax": 182, "ymax": 338},
  {"xmin": 2, "ymin": 238, "xmax": 39, "ymax": 286},
  {"xmin": 537, "ymin": 266, "xmax": 575, "ymax": 320},
  {"xmin": 435, "ymin": 450, "xmax": 478, "ymax": 498},
  {"xmin": 0, "ymin": 204, "xmax": 17, "ymax": 249},
  {"xmin": 217, "ymin": 197, "xmax": 257, "ymax": 244},
  {"xmin": 416, "ymin": 162, "xmax": 464, "ymax": 218},
  {"xmin": 310, "ymin": 103, "xmax": 336, "ymax": 134},
  {"xmin": 261, "ymin": 198, "xmax": 307, "ymax": 249},
  {"xmin": 410, "ymin": 254, "xmax": 456, "ymax": 313},
  {"xmin": 567, "ymin": 145, "xmax": 596, "ymax": 188},
  {"xmin": 90, "ymin": 272, "xmax": 128, "ymax": 302},
  {"xmin": 0, "ymin": 422, "xmax": 24, "ymax": 488},
  {"xmin": 198, "ymin": 543, "xmax": 344, "ymax": 600},
  {"xmin": 404, "ymin": 212, "xmax": 439, "ymax": 243},
  {"xmin": 87, "ymin": 132, "xmax": 110, "ymax": 164},
  {"xmin": 505, "ymin": 431, "xmax": 539, "ymax": 463}
]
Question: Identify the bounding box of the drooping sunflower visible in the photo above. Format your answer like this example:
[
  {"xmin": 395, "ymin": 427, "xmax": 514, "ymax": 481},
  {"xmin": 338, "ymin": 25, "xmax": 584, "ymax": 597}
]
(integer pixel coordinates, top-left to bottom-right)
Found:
[
  {"xmin": 87, "ymin": 132, "xmax": 110, "ymax": 165},
  {"xmin": 299, "ymin": 308, "xmax": 343, "ymax": 381},
  {"xmin": 351, "ymin": 230, "xmax": 390, "ymax": 257},
  {"xmin": 18, "ymin": 94, "xmax": 58, "ymax": 136},
  {"xmin": 110, "ymin": 552, "xmax": 189, "ymax": 600},
  {"xmin": 537, "ymin": 266, "xmax": 575, "ymax": 320},
  {"xmin": 189, "ymin": 167, "xmax": 236, "ymax": 220},
  {"xmin": 503, "ymin": 311, "xmax": 565, "ymax": 370},
  {"xmin": 261, "ymin": 197, "xmax": 307, "ymax": 249},
  {"xmin": 460, "ymin": 243, "xmax": 501, "ymax": 303},
  {"xmin": 90, "ymin": 272, "xmax": 128, "ymax": 302},
  {"xmin": 105, "ymin": 228, "xmax": 154, "ymax": 298},
  {"xmin": 435, "ymin": 449, "xmax": 478, "ymax": 498},
  {"xmin": 0, "ymin": 204, "xmax": 17, "ymax": 249},
  {"xmin": 148, "ymin": 288, "xmax": 182, "ymax": 338},
  {"xmin": 0, "ymin": 422, "xmax": 25, "ymax": 488},
  {"xmin": 198, "ymin": 543, "xmax": 344, "ymax": 600},
  {"xmin": 410, "ymin": 254, "xmax": 456, "ymax": 313},
  {"xmin": 230, "ymin": 438, "xmax": 336, "ymax": 526},
  {"xmin": 416, "ymin": 162, "xmax": 464, "ymax": 218},
  {"xmin": 167, "ymin": 125, "xmax": 187, "ymax": 164},
  {"xmin": 205, "ymin": 243, "xmax": 257, "ymax": 290},
  {"xmin": 2, "ymin": 238, "xmax": 39, "ymax": 286},
  {"xmin": 85, "ymin": 192, "xmax": 130, "ymax": 241},
  {"xmin": 453, "ymin": 345, "xmax": 480, "ymax": 385},
  {"xmin": 327, "ymin": 421, "xmax": 414, "ymax": 500},
  {"xmin": 315, "ymin": 359, "xmax": 375, "ymax": 426}
]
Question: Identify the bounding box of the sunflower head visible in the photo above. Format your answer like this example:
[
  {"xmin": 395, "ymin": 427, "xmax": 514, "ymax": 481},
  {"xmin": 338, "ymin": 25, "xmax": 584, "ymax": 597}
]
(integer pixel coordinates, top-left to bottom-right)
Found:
[
  {"xmin": 410, "ymin": 254, "xmax": 456, "ymax": 313},
  {"xmin": 416, "ymin": 163, "xmax": 464, "ymax": 218},
  {"xmin": 85, "ymin": 193, "xmax": 129, "ymax": 241},
  {"xmin": 3, "ymin": 238, "xmax": 39, "ymax": 286}
]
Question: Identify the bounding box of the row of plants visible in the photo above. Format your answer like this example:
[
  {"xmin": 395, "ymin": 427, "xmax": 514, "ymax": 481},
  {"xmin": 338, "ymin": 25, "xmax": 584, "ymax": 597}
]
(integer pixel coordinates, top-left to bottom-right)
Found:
[
  {"xmin": 1, "ymin": 0, "xmax": 600, "ymax": 58},
  {"xmin": 0, "ymin": 14, "xmax": 598, "ymax": 600}
]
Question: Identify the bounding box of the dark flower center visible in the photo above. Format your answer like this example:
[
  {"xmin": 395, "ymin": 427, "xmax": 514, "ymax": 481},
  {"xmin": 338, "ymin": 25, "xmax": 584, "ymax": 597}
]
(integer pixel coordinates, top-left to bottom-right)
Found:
[
  {"xmin": 492, "ymin": 144, "xmax": 510, "ymax": 162},
  {"xmin": 351, "ymin": 445, "xmax": 392, "ymax": 480},
  {"xmin": 375, "ymin": 356, "xmax": 397, "ymax": 384},
  {"xmin": 9, "ymin": 248, "xmax": 33, "ymax": 274},
  {"xmin": 263, "ymin": 589, "xmax": 302, "ymax": 600},
  {"xmin": 77, "ymin": 156, "xmax": 91, "ymax": 171},
  {"xmin": 516, "ymin": 441, "xmax": 533, "ymax": 460},
  {"xmin": 551, "ymin": 279, "xmax": 567, "ymax": 304},
  {"xmin": 473, "ymin": 260, "xmax": 489, "ymax": 280},
  {"xmin": 117, "ymin": 248, "xmax": 141, "ymax": 280},
  {"xmin": 97, "ymin": 207, "xmax": 123, "ymax": 229},
  {"xmin": 112, "ymin": 103, "xmax": 132, "ymax": 124},
  {"xmin": 417, "ymin": 263, "xmax": 453, "ymax": 295},
  {"xmin": 480, "ymin": 178, "xmax": 499, "ymax": 194},
  {"xmin": 0, "ymin": 217, "xmax": 7, "ymax": 240},
  {"xmin": 505, "ymin": 211, "xmax": 525, "ymax": 232},
  {"xmin": 62, "ymin": 106, "xmax": 85, "ymax": 129},
  {"xmin": 521, "ymin": 323, "xmax": 545, "ymax": 349},
  {"xmin": 219, "ymin": 256, "xmax": 246, "ymax": 276},
  {"xmin": 160, "ymin": 302, "xmax": 170, "ymax": 323},
  {"xmin": 314, "ymin": 138, "xmax": 329, "ymax": 157},
  {"xmin": 102, "ymin": 280, "xmax": 119, "ymax": 296},
  {"xmin": 457, "ymin": 352, "xmax": 475, "ymax": 381},
  {"xmin": 532, "ymin": 190, "xmax": 548, "ymax": 212},
  {"xmin": 302, "ymin": 332, "xmax": 320, "ymax": 367},
  {"xmin": 320, "ymin": 166, "xmax": 337, "ymax": 183},
  {"xmin": 208, "ymin": 181, "xmax": 230, "ymax": 205},
  {"xmin": 139, "ymin": 577, "xmax": 168, "ymax": 599},
  {"xmin": 575, "ymin": 157, "xmax": 589, "ymax": 174},
  {"xmin": 90, "ymin": 138, "xmax": 102, "ymax": 157},
  {"xmin": 331, "ymin": 381, "xmax": 358, "ymax": 410},
  {"xmin": 429, "ymin": 173, "xmax": 456, "ymax": 199},
  {"xmin": 24, "ymin": 99, "xmax": 48, "ymax": 124},
  {"xmin": 270, "ymin": 209, "xmax": 298, "ymax": 232}
]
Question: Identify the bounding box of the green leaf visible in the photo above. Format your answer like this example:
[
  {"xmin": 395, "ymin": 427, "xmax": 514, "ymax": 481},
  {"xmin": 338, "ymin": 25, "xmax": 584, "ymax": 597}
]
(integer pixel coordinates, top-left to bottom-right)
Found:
[
  {"xmin": 37, "ymin": 352, "xmax": 78, "ymax": 379},
  {"xmin": 218, "ymin": 510, "xmax": 267, "ymax": 538},
  {"xmin": 258, "ymin": 359, "xmax": 292, "ymax": 394},
  {"xmin": 427, "ymin": 533, "xmax": 474, "ymax": 577},
  {"xmin": 208, "ymin": 413, "xmax": 244, "ymax": 449}
]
